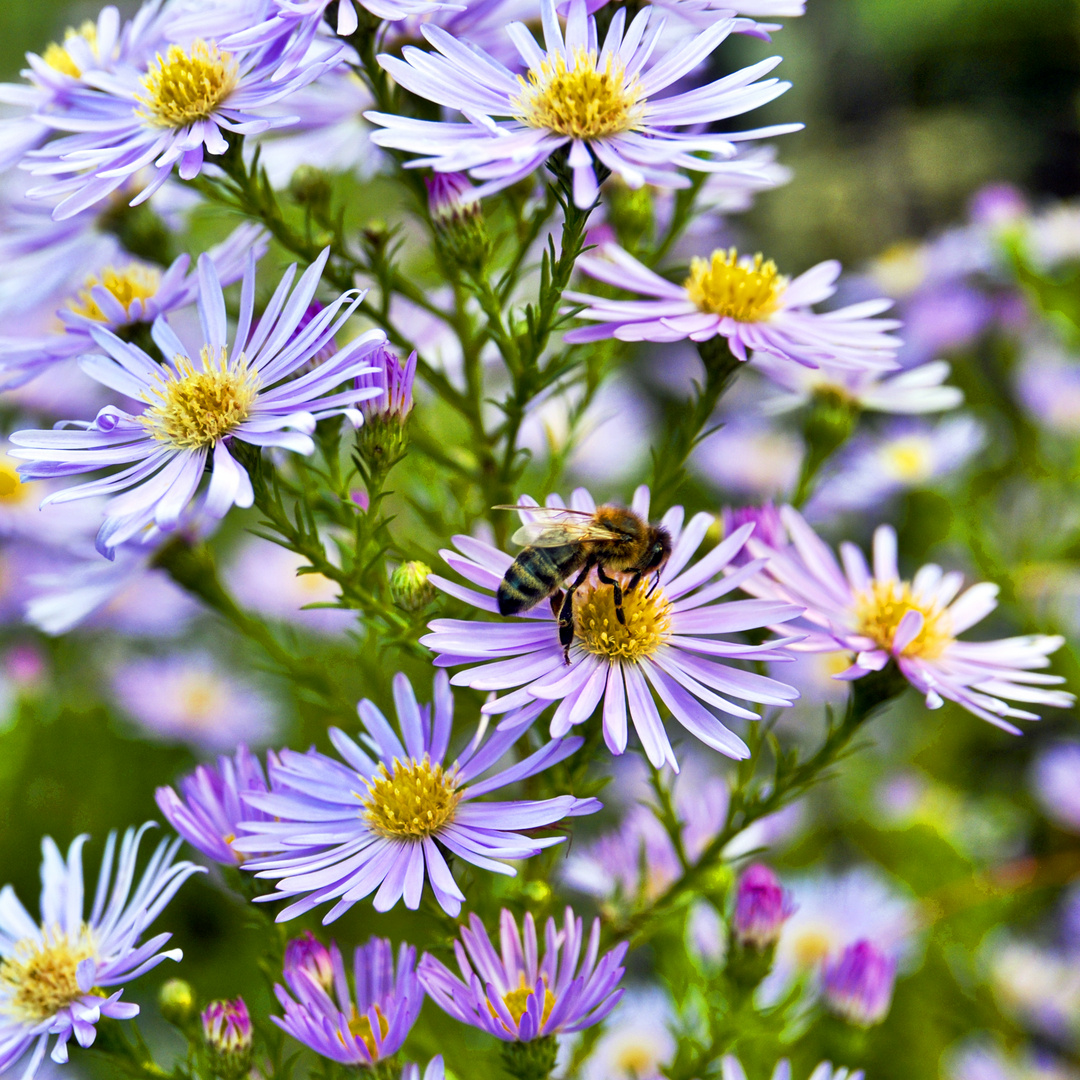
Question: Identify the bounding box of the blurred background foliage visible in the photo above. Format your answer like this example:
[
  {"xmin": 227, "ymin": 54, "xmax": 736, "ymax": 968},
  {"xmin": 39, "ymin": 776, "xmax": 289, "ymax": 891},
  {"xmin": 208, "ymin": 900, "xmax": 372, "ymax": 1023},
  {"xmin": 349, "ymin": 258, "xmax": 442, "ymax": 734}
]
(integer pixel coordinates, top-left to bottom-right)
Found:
[{"xmin": 2, "ymin": 2, "xmax": 1080, "ymax": 1079}]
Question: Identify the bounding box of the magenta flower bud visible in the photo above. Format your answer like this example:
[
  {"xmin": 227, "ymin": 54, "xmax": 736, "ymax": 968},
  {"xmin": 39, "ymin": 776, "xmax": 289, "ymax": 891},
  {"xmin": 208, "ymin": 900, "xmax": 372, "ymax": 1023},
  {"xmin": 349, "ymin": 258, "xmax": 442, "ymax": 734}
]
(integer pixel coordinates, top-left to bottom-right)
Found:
[
  {"xmin": 357, "ymin": 345, "xmax": 417, "ymax": 423},
  {"xmin": 285, "ymin": 931, "xmax": 335, "ymax": 990},
  {"xmin": 822, "ymin": 940, "xmax": 898, "ymax": 1027},
  {"xmin": 721, "ymin": 503, "xmax": 787, "ymax": 567},
  {"xmin": 202, "ymin": 998, "xmax": 253, "ymax": 1077},
  {"xmin": 425, "ymin": 172, "xmax": 478, "ymax": 223},
  {"xmin": 733, "ymin": 863, "xmax": 794, "ymax": 949}
]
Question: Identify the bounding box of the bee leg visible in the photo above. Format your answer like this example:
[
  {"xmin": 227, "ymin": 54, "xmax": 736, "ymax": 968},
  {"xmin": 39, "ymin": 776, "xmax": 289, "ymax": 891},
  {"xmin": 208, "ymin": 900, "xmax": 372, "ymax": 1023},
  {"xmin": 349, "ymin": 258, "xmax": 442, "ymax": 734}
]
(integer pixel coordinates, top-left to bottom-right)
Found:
[
  {"xmin": 549, "ymin": 590, "xmax": 564, "ymax": 619},
  {"xmin": 626, "ymin": 572, "xmax": 642, "ymax": 594},
  {"xmin": 647, "ymin": 570, "xmax": 662, "ymax": 597},
  {"xmin": 559, "ymin": 566, "xmax": 592, "ymax": 664},
  {"xmin": 596, "ymin": 565, "xmax": 625, "ymax": 625}
]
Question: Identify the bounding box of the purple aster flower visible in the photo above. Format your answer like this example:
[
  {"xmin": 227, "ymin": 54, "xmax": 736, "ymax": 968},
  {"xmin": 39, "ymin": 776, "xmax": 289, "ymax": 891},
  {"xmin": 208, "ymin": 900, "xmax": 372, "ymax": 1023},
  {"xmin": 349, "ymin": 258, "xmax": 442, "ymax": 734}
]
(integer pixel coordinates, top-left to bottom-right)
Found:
[
  {"xmin": 754, "ymin": 356, "xmax": 963, "ymax": 416},
  {"xmin": 421, "ymin": 484, "xmax": 803, "ymax": 771},
  {"xmin": 733, "ymin": 862, "xmax": 795, "ymax": 948},
  {"xmin": 0, "ymin": 824, "xmax": 204, "ymax": 1079},
  {"xmin": 276, "ymin": 936, "xmax": 423, "ymax": 1067},
  {"xmin": 721, "ymin": 502, "xmax": 786, "ymax": 566},
  {"xmin": 9, "ymin": 248, "xmax": 387, "ymax": 557},
  {"xmin": 366, "ymin": 0, "xmax": 800, "ymax": 208},
  {"xmin": 1031, "ymin": 742, "xmax": 1080, "ymax": 833},
  {"xmin": 357, "ymin": 344, "xmax": 418, "ymax": 422},
  {"xmin": 741, "ymin": 506, "xmax": 1074, "ymax": 730},
  {"xmin": 111, "ymin": 651, "xmax": 280, "ymax": 751},
  {"xmin": 418, "ymin": 907, "xmax": 626, "ymax": 1041},
  {"xmin": 821, "ymin": 939, "xmax": 898, "ymax": 1027},
  {"xmin": 0, "ymin": 3, "xmax": 169, "ymax": 172},
  {"xmin": 156, "ymin": 744, "xmax": 280, "ymax": 865},
  {"xmin": 284, "ymin": 932, "xmax": 336, "ymax": 988},
  {"xmin": 22, "ymin": 29, "xmax": 342, "ymax": 220},
  {"xmin": 0, "ymin": 222, "xmax": 267, "ymax": 389},
  {"xmin": 722, "ymin": 1059, "xmax": 863, "ymax": 1080},
  {"xmin": 565, "ymin": 240, "xmax": 902, "ymax": 370},
  {"xmin": 233, "ymin": 671, "xmax": 598, "ymax": 919},
  {"xmin": 403, "ymin": 1060, "xmax": 445, "ymax": 1080}
]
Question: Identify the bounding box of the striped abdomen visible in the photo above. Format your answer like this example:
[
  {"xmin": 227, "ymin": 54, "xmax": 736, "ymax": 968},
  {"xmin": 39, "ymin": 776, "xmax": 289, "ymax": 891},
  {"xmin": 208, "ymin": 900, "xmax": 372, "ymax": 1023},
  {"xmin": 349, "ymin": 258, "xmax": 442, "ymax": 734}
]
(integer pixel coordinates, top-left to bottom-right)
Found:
[{"xmin": 497, "ymin": 545, "xmax": 585, "ymax": 615}]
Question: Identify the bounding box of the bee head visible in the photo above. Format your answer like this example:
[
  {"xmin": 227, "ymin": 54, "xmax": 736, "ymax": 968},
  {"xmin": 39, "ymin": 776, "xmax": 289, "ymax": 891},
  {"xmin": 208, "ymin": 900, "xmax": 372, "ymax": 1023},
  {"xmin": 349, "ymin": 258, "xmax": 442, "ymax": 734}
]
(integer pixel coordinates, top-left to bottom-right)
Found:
[{"xmin": 642, "ymin": 526, "xmax": 672, "ymax": 573}]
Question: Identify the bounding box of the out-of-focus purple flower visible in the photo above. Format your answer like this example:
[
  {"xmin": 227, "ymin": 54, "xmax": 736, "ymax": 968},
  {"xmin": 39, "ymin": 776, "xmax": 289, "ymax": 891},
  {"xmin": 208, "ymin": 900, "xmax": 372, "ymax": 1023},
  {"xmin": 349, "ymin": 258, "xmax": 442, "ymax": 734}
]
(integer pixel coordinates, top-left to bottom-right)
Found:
[
  {"xmin": 969, "ymin": 183, "xmax": 1029, "ymax": 228},
  {"xmin": 743, "ymin": 506, "xmax": 1074, "ymax": 729},
  {"xmin": 234, "ymin": 671, "xmax": 597, "ymax": 920},
  {"xmin": 275, "ymin": 937, "xmax": 423, "ymax": 1067},
  {"xmin": 113, "ymin": 653, "xmax": 280, "ymax": 752},
  {"xmin": 821, "ymin": 939, "xmax": 897, "ymax": 1026},
  {"xmin": 900, "ymin": 284, "xmax": 996, "ymax": 365},
  {"xmin": 721, "ymin": 502, "xmax": 786, "ymax": 566},
  {"xmin": 155, "ymin": 745, "xmax": 278, "ymax": 866},
  {"xmin": 990, "ymin": 937, "xmax": 1080, "ymax": 1045},
  {"xmin": 949, "ymin": 1042, "xmax": 1080, "ymax": 1080},
  {"xmin": 0, "ymin": 825, "xmax": 204, "ymax": 1079},
  {"xmin": 1032, "ymin": 742, "xmax": 1080, "ymax": 833},
  {"xmin": 1016, "ymin": 336, "xmax": 1080, "ymax": 435},
  {"xmin": 419, "ymin": 907, "xmax": 626, "ymax": 1041},
  {"xmin": 402, "ymin": 1059, "xmax": 445, "ymax": 1080},
  {"xmin": 694, "ymin": 419, "xmax": 802, "ymax": 497},
  {"xmin": 733, "ymin": 863, "xmax": 795, "ymax": 948},
  {"xmin": 581, "ymin": 989, "xmax": 675, "ymax": 1080},
  {"xmin": 226, "ymin": 536, "xmax": 355, "ymax": 636},
  {"xmin": 357, "ymin": 344, "xmax": 417, "ymax": 422},
  {"xmin": 805, "ymin": 416, "xmax": 985, "ymax": 519},
  {"xmin": 201, "ymin": 998, "xmax": 253, "ymax": 1071},
  {"xmin": 722, "ymin": 1059, "xmax": 865, "ymax": 1080}
]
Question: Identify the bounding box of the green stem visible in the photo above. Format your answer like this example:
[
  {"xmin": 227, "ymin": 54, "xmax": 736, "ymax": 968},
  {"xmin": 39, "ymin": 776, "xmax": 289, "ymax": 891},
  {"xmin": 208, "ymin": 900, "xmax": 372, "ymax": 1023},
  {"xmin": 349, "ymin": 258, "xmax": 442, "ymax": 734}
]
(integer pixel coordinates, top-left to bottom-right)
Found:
[
  {"xmin": 791, "ymin": 391, "xmax": 860, "ymax": 508},
  {"xmin": 649, "ymin": 338, "xmax": 743, "ymax": 516}
]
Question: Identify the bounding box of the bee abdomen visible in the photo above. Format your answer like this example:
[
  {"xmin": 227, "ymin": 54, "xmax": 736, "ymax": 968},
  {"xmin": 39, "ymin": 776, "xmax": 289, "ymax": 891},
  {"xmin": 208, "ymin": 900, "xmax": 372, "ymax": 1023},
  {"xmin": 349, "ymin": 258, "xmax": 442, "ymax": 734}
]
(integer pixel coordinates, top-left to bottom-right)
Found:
[{"xmin": 498, "ymin": 546, "xmax": 581, "ymax": 615}]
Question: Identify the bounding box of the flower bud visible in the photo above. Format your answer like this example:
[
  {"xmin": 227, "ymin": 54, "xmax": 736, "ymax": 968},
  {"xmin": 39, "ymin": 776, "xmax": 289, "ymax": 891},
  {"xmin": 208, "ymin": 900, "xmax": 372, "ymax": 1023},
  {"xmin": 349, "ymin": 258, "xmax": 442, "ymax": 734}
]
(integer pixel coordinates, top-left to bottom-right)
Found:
[
  {"xmin": 202, "ymin": 998, "xmax": 254, "ymax": 1078},
  {"xmin": 425, "ymin": 172, "xmax": 489, "ymax": 270},
  {"xmin": 284, "ymin": 932, "xmax": 335, "ymax": 990},
  {"xmin": 391, "ymin": 561, "xmax": 436, "ymax": 612},
  {"xmin": 732, "ymin": 863, "xmax": 795, "ymax": 949},
  {"xmin": 822, "ymin": 940, "xmax": 897, "ymax": 1027},
  {"xmin": 289, "ymin": 164, "xmax": 332, "ymax": 210},
  {"xmin": 159, "ymin": 978, "xmax": 197, "ymax": 1028},
  {"xmin": 356, "ymin": 346, "xmax": 417, "ymax": 465}
]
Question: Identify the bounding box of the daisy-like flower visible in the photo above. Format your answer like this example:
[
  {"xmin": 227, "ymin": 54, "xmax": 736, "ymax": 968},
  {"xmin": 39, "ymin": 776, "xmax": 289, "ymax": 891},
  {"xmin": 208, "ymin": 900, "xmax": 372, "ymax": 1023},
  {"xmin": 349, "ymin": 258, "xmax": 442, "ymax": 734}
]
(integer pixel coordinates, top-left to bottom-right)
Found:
[
  {"xmin": 22, "ymin": 29, "xmax": 342, "ymax": 220},
  {"xmin": 156, "ymin": 745, "xmax": 278, "ymax": 866},
  {"xmin": 366, "ymin": 0, "xmax": 800, "ymax": 208},
  {"xmin": 421, "ymin": 485, "xmax": 804, "ymax": 771},
  {"xmin": 722, "ymin": 1058, "xmax": 863, "ymax": 1080},
  {"xmin": 0, "ymin": 222, "xmax": 267, "ymax": 389},
  {"xmin": 9, "ymin": 249, "xmax": 387, "ymax": 557},
  {"xmin": 742, "ymin": 506, "xmax": 1075, "ymax": 730},
  {"xmin": 565, "ymin": 240, "xmax": 902, "ymax": 370},
  {"xmin": 233, "ymin": 671, "xmax": 598, "ymax": 919},
  {"xmin": 275, "ymin": 936, "xmax": 423, "ymax": 1067},
  {"xmin": 0, "ymin": 824, "xmax": 204, "ymax": 1078},
  {"xmin": 418, "ymin": 907, "xmax": 626, "ymax": 1042},
  {"xmin": 755, "ymin": 356, "xmax": 963, "ymax": 416}
]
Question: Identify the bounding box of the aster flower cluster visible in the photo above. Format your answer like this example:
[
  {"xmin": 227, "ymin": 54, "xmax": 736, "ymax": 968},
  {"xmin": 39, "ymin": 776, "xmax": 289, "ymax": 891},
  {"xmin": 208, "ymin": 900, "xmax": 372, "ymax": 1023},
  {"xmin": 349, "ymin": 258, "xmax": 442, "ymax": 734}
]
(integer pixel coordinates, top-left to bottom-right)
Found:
[{"xmin": 0, "ymin": 0, "xmax": 1072, "ymax": 1077}]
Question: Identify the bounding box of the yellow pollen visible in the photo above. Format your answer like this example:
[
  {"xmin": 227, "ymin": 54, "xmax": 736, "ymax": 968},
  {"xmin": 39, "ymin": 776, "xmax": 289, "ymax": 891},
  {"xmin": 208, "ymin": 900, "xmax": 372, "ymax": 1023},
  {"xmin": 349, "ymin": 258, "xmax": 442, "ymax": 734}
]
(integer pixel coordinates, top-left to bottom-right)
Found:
[
  {"xmin": 0, "ymin": 458, "xmax": 30, "ymax": 505},
  {"xmin": 488, "ymin": 974, "xmax": 557, "ymax": 1028},
  {"xmin": 344, "ymin": 1003, "xmax": 390, "ymax": 1056},
  {"xmin": 573, "ymin": 579, "xmax": 672, "ymax": 662},
  {"xmin": 880, "ymin": 436, "xmax": 933, "ymax": 483},
  {"xmin": 792, "ymin": 929, "xmax": 832, "ymax": 968},
  {"xmin": 140, "ymin": 346, "xmax": 259, "ymax": 450},
  {"xmin": 515, "ymin": 48, "xmax": 644, "ymax": 139},
  {"xmin": 854, "ymin": 580, "xmax": 952, "ymax": 660},
  {"xmin": 0, "ymin": 926, "xmax": 97, "ymax": 1023},
  {"xmin": 684, "ymin": 249, "xmax": 787, "ymax": 322},
  {"xmin": 68, "ymin": 264, "xmax": 162, "ymax": 323},
  {"xmin": 360, "ymin": 756, "xmax": 462, "ymax": 839},
  {"xmin": 43, "ymin": 21, "xmax": 98, "ymax": 79},
  {"xmin": 137, "ymin": 40, "xmax": 238, "ymax": 128}
]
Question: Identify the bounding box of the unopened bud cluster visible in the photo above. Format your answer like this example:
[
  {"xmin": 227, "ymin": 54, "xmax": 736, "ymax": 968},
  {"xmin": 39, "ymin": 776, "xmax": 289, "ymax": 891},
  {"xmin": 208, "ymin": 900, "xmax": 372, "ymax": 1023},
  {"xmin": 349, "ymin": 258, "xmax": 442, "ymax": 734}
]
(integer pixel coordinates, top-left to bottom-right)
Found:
[
  {"xmin": 202, "ymin": 997, "xmax": 254, "ymax": 1078},
  {"xmin": 426, "ymin": 172, "xmax": 490, "ymax": 271},
  {"xmin": 356, "ymin": 345, "xmax": 417, "ymax": 466},
  {"xmin": 391, "ymin": 560, "xmax": 436, "ymax": 612}
]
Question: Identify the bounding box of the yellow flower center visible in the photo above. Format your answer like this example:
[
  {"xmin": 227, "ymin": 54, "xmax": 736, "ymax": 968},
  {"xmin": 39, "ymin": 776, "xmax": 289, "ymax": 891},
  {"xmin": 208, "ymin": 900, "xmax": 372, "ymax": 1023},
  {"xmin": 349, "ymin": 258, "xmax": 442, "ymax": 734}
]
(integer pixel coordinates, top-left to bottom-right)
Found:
[
  {"xmin": 684, "ymin": 249, "xmax": 787, "ymax": 322},
  {"xmin": 345, "ymin": 1003, "xmax": 389, "ymax": 1057},
  {"xmin": 0, "ymin": 926, "xmax": 97, "ymax": 1023},
  {"xmin": 515, "ymin": 48, "xmax": 644, "ymax": 139},
  {"xmin": 879, "ymin": 436, "xmax": 934, "ymax": 483},
  {"xmin": 137, "ymin": 41, "xmax": 238, "ymax": 128},
  {"xmin": 68, "ymin": 265, "xmax": 163, "ymax": 323},
  {"xmin": 141, "ymin": 347, "xmax": 259, "ymax": 451},
  {"xmin": 573, "ymin": 579, "xmax": 672, "ymax": 662},
  {"xmin": 615, "ymin": 1043, "xmax": 661, "ymax": 1076},
  {"xmin": 360, "ymin": 757, "xmax": 462, "ymax": 839},
  {"xmin": 853, "ymin": 580, "xmax": 952, "ymax": 659},
  {"xmin": 488, "ymin": 974, "xmax": 557, "ymax": 1028},
  {"xmin": 42, "ymin": 21, "xmax": 98, "ymax": 79},
  {"xmin": 791, "ymin": 928, "xmax": 832, "ymax": 968},
  {"xmin": 0, "ymin": 459, "xmax": 30, "ymax": 505}
]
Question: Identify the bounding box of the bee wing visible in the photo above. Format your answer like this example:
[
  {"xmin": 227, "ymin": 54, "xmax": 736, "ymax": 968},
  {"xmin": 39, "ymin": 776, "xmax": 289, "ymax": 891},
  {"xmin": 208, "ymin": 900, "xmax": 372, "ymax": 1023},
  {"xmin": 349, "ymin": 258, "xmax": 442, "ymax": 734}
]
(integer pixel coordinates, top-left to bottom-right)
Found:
[{"xmin": 498, "ymin": 506, "xmax": 625, "ymax": 548}]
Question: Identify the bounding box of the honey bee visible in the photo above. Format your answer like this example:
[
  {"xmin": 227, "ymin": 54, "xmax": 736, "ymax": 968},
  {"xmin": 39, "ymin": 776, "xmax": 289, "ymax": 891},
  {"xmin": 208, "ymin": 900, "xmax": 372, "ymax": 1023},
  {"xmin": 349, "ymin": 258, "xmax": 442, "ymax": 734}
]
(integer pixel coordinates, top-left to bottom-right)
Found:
[{"xmin": 495, "ymin": 504, "xmax": 673, "ymax": 663}]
